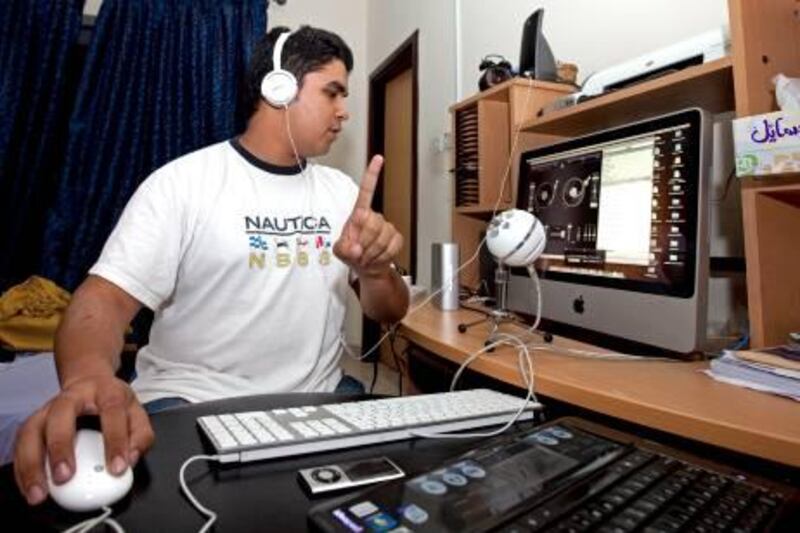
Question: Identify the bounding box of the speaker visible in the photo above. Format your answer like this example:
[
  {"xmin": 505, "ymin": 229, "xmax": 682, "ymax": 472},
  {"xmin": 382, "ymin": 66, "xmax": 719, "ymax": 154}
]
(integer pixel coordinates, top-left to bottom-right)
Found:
[
  {"xmin": 431, "ymin": 243, "xmax": 460, "ymax": 311},
  {"xmin": 261, "ymin": 30, "xmax": 298, "ymax": 108}
]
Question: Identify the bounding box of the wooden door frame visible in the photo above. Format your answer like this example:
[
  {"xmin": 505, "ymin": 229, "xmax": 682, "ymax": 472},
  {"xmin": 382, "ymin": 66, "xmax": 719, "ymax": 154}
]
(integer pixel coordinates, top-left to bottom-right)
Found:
[
  {"xmin": 361, "ymin": 31, "xmax": 419, "ymax": 364},
  {"xmin": 367, "ymin": 30, "xmax": 419, "ymax": 279}
]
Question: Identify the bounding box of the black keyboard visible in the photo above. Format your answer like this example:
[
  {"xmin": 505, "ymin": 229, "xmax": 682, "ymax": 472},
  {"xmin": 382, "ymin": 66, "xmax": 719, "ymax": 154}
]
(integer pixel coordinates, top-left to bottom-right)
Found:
[
  {"xmin": 308, "ymin": 417, "xmax": 798, "ymax": 532},
  {"xmin": 504, "ymin": 449, "xmax": 786, "ymax": 533}
]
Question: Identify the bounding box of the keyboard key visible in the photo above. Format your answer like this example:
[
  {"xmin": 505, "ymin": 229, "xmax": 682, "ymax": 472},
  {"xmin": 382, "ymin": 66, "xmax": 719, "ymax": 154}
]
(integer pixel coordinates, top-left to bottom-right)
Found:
[
  {"xmin": 290, "ymin": 421, "xmax": 318, "ymax": 438},
  {"xmin": 307, "ymin": 420, "xmax": 336, "ymax": 436}
]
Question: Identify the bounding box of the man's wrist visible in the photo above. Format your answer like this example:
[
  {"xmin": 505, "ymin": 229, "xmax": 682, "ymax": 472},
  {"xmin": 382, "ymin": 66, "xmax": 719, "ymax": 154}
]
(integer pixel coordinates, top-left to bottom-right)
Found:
[
  {"xmin": 58, "ymin": 357, "xmax": 117, "ymax": 389},
  {"xmin": 358, "ymin": 263, "xmax": 396, "ymax": 281}
]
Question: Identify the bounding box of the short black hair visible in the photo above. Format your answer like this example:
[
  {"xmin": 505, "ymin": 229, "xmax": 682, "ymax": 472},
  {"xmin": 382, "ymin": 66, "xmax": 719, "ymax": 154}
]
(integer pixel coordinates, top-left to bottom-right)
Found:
[{"xmin": 244, "ymin": 25, "xmax": 353, "ymax": 115}]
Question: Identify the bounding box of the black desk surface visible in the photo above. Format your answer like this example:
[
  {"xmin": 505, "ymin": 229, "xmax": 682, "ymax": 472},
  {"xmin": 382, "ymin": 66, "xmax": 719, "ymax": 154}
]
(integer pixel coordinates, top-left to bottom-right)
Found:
[{"xmin": 0, "ymin": 393, "xmax": 508, "ymax": 532}]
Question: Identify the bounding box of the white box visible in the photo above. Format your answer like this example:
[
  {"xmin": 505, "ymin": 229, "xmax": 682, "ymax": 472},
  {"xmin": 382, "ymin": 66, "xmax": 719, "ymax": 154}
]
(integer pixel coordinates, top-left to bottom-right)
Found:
[{"xmin": 733, "ymin": 110, "xmax": 800, "ymax": 176}]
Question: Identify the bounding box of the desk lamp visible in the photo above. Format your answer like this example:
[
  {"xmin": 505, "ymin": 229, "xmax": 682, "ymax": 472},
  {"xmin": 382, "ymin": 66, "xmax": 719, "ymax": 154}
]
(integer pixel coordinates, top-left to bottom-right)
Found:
[{"xmin": 458, "ymin": 209, "xmax": 550, "ymax": 345}]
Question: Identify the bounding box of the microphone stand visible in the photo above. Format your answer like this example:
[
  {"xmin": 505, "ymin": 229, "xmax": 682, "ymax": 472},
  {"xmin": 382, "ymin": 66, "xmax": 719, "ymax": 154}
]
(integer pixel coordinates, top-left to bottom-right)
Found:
[
  {"xmin": 458, "ymin": 263, "xmax": 516, "ymax": 349},
  {"xmin": 458, "ymin": 261, "xmax": 552, "ymax": 349}
]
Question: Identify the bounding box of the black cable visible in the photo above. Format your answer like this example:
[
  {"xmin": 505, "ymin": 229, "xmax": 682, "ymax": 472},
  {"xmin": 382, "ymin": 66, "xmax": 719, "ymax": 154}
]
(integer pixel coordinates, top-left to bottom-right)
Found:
[
  {"xmin": 369, "ymin": 358, "xmax": 378, "ymax": 394},
  {"xmin": 714, "ymin": 167, "xmax": 736, "ymax": 203},
  {"xmin": 389, "ymin": 327, "xmax": 404, "ymax": 396}
]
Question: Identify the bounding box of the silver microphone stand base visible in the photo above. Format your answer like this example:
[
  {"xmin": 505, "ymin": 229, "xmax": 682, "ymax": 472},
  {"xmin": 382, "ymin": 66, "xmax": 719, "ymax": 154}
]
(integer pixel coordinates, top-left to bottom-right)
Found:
[{"xmin": 457, "ymin": 264, "xmax": 552, "ymax": 349}]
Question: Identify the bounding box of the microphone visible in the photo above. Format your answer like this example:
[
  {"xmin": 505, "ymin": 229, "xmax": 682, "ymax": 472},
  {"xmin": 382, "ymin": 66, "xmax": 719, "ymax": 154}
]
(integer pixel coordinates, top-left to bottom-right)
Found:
[{"xmin": 486, "ymin": 209, "xmax": 546, "ymax": 267}]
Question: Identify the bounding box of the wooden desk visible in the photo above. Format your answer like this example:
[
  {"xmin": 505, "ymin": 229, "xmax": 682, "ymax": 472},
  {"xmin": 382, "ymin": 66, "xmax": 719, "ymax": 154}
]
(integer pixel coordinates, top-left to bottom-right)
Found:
[{"xmin": 399, "ymin": 303, "xmax": 800, "ymax": 468}]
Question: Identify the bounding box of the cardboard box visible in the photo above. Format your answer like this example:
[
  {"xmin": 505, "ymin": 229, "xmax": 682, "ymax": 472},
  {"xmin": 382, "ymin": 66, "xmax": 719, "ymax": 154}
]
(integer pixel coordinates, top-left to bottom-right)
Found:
[{"xmin": 733, "ymin": 110, "xmax": 800, "ymax": 176}]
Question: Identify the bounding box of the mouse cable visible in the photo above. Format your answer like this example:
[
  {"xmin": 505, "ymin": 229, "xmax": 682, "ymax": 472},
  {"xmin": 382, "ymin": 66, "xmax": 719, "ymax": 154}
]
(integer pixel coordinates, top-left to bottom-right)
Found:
[
  {"xmin": 63, "ymin": 506, "xmax": 124, "ymax": 533},
  {"xmin": 411, "ymin": 331, "xmax": 542, "ymax": 440},
  {"xmin": 179, "ymin": 454, "xmax": 223, "ymax": 533}
]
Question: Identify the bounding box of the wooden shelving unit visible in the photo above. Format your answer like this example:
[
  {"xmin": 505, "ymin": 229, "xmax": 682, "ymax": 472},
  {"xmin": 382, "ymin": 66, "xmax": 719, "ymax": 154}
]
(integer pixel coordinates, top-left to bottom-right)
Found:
[
  {"xmin": 449, "ymin": 78, "xmax": 574, "ymax": 287},
  {"xmin": 729, "ymin": 0, "xmax": 800, "ymax": 347},
  {"xmin": 449, "ymin": 0, "xmax": 800, "ymax": 346},
  {"xmin": 741, "ymin": 174, "xmax": 800, "ymax": 347}
]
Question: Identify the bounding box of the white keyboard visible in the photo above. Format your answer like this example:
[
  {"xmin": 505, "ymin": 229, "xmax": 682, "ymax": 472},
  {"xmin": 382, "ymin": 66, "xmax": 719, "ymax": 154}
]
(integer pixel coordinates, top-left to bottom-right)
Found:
[{"xmin": 197, "ymin": 389, "xmax": 540, "ymax": 463}]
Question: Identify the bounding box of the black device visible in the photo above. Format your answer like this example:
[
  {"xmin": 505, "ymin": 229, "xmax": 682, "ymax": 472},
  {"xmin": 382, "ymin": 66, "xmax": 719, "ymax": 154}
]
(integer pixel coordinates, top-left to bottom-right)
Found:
[
  {"xmin": 478, "ymin": 54, "xmax": 513, "ymax": 91},
  {"xmin": 298, "ymin": 456, "xmax": 405, "ymax": 495},
  {"xmin": 308, "ymin": 417, "xmax": 798, "ymax": 532},
  {"xmin": 518, "ymin": 8, "xmax": 558, "ymax": 81}
]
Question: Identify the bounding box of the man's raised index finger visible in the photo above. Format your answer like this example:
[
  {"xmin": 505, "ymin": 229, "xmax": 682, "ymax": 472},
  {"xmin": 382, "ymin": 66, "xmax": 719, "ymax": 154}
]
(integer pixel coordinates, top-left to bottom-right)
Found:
[{"xmin": 355, "ymin": 155, "xmax": 384, "ymax": 210}]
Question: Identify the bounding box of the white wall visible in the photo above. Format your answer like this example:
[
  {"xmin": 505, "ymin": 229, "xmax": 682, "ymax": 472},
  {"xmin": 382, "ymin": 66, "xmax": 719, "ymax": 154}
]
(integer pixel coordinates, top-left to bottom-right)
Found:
[{"xmin": 458, "ymin": 0, "xmax": 729, "ymax": 96}]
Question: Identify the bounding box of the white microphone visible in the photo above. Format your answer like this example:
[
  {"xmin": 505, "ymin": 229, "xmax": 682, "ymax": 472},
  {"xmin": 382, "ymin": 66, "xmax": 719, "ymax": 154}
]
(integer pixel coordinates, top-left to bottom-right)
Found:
[{"xmin": 486, "ymin": 209, "xmax": 546, "ymax": 267}]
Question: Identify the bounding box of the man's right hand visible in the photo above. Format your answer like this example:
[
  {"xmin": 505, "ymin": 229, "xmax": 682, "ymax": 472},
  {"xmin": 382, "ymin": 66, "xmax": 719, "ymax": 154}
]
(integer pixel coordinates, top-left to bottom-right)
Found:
[{"xmin": 13, "ymin": 374, "xmax": 154, "ymax": 506}]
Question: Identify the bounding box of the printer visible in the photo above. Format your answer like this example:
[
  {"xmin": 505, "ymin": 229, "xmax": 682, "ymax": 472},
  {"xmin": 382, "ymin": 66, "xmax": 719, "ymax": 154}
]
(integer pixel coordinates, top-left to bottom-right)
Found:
[{"xmin": 580, "ymin": 27, "xmax": 730, "ymax": 98}]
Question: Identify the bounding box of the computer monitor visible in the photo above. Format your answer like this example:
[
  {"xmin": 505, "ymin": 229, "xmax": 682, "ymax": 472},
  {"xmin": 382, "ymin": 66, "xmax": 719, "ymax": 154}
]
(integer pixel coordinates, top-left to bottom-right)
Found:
[
  {"xmin": 518, "ymin": 8, "xmax": 558, "ymax": 81},
  {"xmin": 507, "ymin": 109, "xmax": 713, "ymax": 354}
]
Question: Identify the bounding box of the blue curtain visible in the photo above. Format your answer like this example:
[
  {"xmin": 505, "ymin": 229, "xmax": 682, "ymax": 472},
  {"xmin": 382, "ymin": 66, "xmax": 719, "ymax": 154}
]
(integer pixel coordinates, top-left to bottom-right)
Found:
[
  {"xmin": 0, "ymin": 0, "xmax": 85, "ymax": 290},
  {"xmin": 41, "ymin": 0, "xmax": 267, "ymax": 289}
]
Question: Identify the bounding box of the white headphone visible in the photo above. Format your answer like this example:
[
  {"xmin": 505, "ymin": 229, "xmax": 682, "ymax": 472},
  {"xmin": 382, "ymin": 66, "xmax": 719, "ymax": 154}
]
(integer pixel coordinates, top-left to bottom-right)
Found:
[{"xmin": 260, "ymin": 30, "xmax": 298, "ymax": 107}]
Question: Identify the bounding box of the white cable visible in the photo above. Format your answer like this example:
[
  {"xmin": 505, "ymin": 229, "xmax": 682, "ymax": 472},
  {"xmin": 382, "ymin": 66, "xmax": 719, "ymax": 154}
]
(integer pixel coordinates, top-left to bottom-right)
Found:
[
  {"xmin": 529, "ymin": 342, "xmax": 677, "ymax": 362},
  {"xmin": 285, "ymin": 101, "xmax": 400, "ymax": 367},
  {"xmin": 104, "ymin": 518, "xmax": 124, "ymax": 533},
  {"xmin": 526, "ymin": 264, "xmax": 543, "ymax": 334},
  {"xmin": 283, "ymin": 104, "xmax": 308, "ymax": 180},
  {"xmin": 345, "ymin": 77, "xmax": 540, "ymax": 365},
  {"xmin": 179, "ymin": 454, "xmax": 222, "ymax": 533},
  {"xmin": 285, "ymin": 104, "xmax": 367, "ymax": 367},
  {"xmin": 411, "ymin": 333, "xmax": 539, "ymax": 440},
  {"xmin": 62, "ymin": 506, "xmax": 122, "ymax": 533}
]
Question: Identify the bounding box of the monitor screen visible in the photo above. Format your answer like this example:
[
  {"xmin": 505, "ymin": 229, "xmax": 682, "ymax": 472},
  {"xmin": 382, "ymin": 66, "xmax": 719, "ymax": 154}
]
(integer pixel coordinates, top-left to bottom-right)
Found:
[{"xmin": 515, "ymin": 110, "xmax": 701, "ymax": 297}]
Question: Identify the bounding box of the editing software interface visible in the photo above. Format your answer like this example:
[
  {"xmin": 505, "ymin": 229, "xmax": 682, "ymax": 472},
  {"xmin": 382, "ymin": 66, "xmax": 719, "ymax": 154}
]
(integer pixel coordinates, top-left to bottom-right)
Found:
[{"xmin": 518, "ymin": 113, "xmax": 701, "ymax": 297}]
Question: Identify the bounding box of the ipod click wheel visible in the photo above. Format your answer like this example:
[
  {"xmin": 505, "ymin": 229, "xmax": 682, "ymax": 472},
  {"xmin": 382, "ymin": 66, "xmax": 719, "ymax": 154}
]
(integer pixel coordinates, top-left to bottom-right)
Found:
[{"xmin": 298, "ymin": 456, "xmax": 405, "ymax": 495}]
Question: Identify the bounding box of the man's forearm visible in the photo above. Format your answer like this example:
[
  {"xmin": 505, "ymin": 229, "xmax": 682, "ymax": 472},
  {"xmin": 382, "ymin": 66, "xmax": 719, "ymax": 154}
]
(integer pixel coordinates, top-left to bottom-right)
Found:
[
  {"xmin": 358, "ymin": 267, "xmax": 409, "ymax": 324},
  {"xmin": 55, "ymin": 278, "xmax": 139, "ymax": 387}
]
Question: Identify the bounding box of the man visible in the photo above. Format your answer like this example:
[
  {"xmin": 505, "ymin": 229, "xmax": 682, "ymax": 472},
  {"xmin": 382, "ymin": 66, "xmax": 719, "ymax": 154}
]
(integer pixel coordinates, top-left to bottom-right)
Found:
[{"xmin": 14, "ymin": 25, "xmax": 409, "ymax": 506}]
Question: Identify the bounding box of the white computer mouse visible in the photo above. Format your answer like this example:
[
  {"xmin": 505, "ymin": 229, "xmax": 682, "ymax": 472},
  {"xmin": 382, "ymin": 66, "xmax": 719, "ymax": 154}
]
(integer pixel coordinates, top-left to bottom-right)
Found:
[{"xmin": 45, "ymin": 429, "xmax": 133, "ymax": 512}]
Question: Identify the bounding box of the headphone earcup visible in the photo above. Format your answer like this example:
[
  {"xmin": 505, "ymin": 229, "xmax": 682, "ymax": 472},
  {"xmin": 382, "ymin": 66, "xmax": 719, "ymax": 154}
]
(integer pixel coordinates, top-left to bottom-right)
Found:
[{"xmin": 261, "ymin": 68, "xmax": 298, "ymax": 108}]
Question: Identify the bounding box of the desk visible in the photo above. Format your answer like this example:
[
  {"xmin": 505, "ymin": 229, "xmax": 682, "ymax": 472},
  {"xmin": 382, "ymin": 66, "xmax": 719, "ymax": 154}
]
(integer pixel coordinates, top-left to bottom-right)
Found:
[
  {"xmin": 399, "ymin": 303, "xmax": 800, "ymax": 468},
  {"xmin": 0, "ymin": 393, "xmax": 490, "ymax": 532}
]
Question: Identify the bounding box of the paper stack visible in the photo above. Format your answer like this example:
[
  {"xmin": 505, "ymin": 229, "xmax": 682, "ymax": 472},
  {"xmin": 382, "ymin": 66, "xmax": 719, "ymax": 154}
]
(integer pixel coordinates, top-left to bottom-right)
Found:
[{"xmin": 705, "ymin": 344, "xmax": 800, "ymax": 401}]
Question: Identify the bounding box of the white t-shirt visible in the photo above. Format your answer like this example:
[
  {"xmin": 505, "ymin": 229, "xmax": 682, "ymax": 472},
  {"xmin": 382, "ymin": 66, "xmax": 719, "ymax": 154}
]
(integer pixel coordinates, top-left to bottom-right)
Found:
[{"xmin": 89, "ymin": 139, "xmax": 359, "ymax": 403}]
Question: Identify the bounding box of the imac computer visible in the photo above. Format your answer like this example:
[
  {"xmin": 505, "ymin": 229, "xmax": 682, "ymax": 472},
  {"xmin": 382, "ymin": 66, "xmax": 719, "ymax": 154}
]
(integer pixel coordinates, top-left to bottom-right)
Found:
[
  {"xmin": 518, "ymin": 8, "xmax": 558, "ymax": 82},
  {"xmin": 507, "ymin": 108, "xmax": 715, "ymax": 354}
]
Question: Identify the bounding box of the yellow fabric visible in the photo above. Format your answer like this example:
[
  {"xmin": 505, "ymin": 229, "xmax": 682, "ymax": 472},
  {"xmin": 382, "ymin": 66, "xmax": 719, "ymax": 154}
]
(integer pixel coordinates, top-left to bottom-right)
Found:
[{"xmin": 0, "ymin": 276, "xmax": 71, "ymax": 351}]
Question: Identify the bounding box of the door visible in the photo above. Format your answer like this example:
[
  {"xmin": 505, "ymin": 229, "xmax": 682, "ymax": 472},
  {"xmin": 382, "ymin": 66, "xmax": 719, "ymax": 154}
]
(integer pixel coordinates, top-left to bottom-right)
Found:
[{"xmin": 361, "ymin": 32, "xmax": 418, "ymax": 364}]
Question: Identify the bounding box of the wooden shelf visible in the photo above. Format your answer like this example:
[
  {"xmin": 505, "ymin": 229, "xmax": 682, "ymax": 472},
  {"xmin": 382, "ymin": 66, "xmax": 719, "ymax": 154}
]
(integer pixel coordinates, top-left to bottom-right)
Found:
[
  {"xmin": 740, "ymin": 173, "xmax": 800, "ymax": 347},
  {"xmin": 520, "ymin": 57, "xmax": 735, "ymax": 137},
  {"xmin": 450, "ymin": 78, "xmax": 574, "ymax": 113},
  {"xmin": 454, "ymin": 206, "xmax": 501, "ymax": 218}
]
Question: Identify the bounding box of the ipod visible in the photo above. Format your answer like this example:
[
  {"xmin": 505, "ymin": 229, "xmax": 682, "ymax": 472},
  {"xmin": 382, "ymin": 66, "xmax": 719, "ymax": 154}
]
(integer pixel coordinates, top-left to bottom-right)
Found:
[{"xmin": 298, "ymin": 457, "xmax": 405, "ymax": 495}]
